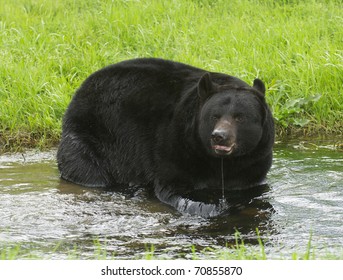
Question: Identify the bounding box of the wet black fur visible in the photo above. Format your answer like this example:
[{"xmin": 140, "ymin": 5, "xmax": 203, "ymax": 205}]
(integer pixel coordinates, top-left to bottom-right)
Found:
[{"xmin": 57, "ymin": 58, "xmax": 274, "ymax": 213}]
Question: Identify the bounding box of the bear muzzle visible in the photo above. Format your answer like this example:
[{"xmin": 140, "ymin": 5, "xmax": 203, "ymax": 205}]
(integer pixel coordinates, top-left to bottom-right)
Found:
[{"xmin": 211, "ymin": 128, "xmax": 236, "ymax": 156}]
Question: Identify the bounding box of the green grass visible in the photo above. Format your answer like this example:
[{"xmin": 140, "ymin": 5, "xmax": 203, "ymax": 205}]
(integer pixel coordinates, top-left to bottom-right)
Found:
[
  {"xmin": 1, "ymin": 0, "xmax": 343, "ymax": 151},
  {"xmin": 2, "ymin": 231, "xmax": 342, "ymax": 260}
]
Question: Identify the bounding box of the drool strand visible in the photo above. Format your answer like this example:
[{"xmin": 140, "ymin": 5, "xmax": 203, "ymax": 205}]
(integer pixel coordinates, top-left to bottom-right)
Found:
[
  {"xmin": 221, "ymin": 157, "xmax": 225, "ymax": 200},
  {"xmin": 218, "ymin": 157, "xmax": 228, "ymax": 212}
]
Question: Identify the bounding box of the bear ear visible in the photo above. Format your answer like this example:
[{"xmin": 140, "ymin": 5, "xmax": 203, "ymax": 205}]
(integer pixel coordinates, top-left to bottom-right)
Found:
[
  {"xmin": 197, "ymin": 72, "xmax": 215, "ymax": 102},
  {"xmin": 253, "ymin": 79, "xmax": 266, "ymax": 95}
]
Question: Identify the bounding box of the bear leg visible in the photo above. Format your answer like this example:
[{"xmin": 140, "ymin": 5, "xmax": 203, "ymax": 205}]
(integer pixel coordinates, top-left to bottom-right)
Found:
[
  {"xmin": 57, "ymin": 134, "xmax": 108, "ymax": 187},
  {"xmin": 154, "ymin": 180, "xmax": 229, "ymax": 218}
]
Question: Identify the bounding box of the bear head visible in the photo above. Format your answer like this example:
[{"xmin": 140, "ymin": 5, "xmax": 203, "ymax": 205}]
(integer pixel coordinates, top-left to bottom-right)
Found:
[{"xmin": 197, "ymin": 73, "xmax": 269, "ymax": 158}]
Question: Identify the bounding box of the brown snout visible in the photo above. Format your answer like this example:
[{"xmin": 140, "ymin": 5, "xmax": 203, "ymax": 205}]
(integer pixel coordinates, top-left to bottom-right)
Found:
[{"xmin": 211, "ymin": 120, "xmax": 236, "ymax": 155}]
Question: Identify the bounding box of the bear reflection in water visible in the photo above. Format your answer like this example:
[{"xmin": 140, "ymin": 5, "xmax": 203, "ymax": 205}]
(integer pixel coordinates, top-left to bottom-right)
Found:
[{"xmin": 57, "ymin": 58, "xmax": 274, "ymax": 217}]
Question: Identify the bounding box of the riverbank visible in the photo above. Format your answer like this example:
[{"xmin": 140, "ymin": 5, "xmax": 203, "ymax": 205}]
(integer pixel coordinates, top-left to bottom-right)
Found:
[{"xmin": 1, "ymin": 0, "xmax": 342, "ymax": 152}]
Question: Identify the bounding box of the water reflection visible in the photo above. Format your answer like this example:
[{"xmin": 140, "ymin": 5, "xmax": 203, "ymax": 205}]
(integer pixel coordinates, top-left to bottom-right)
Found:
[{"xmin": 55, "ymin": 177, "xmax": 277, "ymax": 258}]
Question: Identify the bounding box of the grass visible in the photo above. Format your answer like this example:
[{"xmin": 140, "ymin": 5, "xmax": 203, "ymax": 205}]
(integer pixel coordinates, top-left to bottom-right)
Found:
[
  {"xmin": 1, "ymin": 230, "xmax": 342, "ymax": 260},
  {"xmin": 1, "ymin": 0, "xmax": 342, "ymax": 151}
]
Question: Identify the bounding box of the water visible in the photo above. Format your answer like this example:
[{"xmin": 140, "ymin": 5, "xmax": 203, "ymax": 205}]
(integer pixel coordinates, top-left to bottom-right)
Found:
[{"xmin": 0, "ymin": 140, "xmax": 342, "ymax": 259}]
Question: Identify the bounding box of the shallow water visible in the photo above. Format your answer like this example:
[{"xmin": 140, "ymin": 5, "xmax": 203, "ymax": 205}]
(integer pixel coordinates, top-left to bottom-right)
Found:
[{"xmin": 0, "ymin": 141, "xmax": 342, "ymax": 259}]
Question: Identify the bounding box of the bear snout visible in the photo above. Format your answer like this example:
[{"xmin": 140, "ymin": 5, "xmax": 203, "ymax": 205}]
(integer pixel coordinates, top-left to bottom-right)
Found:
[
  {"xmin": 211, "ymin": 128, "xmax": 236, "ymax": 156},
  {"xmin": 211, "ymin": 129, "xmax": 228, "ymax": 144}
]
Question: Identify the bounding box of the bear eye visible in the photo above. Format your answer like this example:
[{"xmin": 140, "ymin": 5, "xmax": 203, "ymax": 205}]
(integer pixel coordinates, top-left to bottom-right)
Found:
[
  {"xmin": 234, "ymin": 114, "xmax": 245, "ymax": 122},
  {"xmin": 211, "ymin": 115, "xmax": 220, "ymax": 121}
]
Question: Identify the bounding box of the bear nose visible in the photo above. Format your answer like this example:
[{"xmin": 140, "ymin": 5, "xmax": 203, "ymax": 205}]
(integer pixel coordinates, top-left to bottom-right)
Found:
[{"xmin": 211, "ymin": 129, "xmax": 228, "ymax": 144}]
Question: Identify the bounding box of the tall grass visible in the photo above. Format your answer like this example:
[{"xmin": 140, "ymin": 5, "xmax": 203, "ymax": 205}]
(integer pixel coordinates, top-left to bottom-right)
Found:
[{"xmin": 1, "ymin": 0, "xmax": 342, "ymax": 150}]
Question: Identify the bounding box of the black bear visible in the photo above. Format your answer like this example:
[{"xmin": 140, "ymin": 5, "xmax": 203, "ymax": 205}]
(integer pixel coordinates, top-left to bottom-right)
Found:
[{"xmin": 57, "ymin": 58, "xmax": 274, "ymax": 217}]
